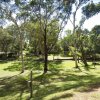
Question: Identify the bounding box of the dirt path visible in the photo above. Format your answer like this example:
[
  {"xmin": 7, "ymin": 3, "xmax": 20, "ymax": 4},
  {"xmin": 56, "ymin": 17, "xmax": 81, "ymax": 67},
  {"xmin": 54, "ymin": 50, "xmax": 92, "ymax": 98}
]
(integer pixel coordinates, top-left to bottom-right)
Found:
[{"xmin": 69, "ymin": 88, "xmax": 100, "ymax": 100}]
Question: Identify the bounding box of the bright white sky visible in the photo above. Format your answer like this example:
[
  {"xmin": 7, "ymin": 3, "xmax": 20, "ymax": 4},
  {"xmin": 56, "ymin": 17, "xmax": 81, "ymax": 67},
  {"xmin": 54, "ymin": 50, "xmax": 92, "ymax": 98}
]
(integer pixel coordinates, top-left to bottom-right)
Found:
[
  {"xmin": 63, "ymin": 0, "xmax": 100, "ymax": 34},
  {"xmin": 65, "ymin": 12, "xmax": 100, "ymax": 31}
]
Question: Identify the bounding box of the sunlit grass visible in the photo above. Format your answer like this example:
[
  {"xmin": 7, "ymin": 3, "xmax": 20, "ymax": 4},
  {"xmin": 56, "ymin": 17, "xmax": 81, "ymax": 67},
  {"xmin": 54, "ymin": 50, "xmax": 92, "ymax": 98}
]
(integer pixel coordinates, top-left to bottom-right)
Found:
[{"xmin": 0, "ymin": 57, "xmax": 100, "ymax": 100}]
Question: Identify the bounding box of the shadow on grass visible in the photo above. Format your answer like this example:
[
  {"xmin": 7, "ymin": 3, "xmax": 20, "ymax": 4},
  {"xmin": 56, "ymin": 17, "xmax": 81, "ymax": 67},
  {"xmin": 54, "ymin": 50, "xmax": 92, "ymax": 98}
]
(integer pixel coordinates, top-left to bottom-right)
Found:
[
  {"xmin": 3, "ymin": 60, "xmax": 43, "ymax": 71},
  {"xmin": 0, "ymin": 68, "xmax": 100, "ymax": 100},
  {"xmin": 81, "ymin": 63, "xmax": 96, "ymax": 71},
  {"xmin": 30, "ymin": 70, "xmax": 100, "ymax": 100},
  {"xmin": 1, "ymin": 58, "xmax": 100, "ymax": 99},
  {"xmin": 4, "ymin": 61, "xmax": 21, "ymax": 71},
  {"xmin": 4, "ymin": 60, "xmax": 62, "ymax": 72},
  {"xmin": 77, "ymin": 82, "xmax": 100, "ymax": 92},
  {"xmin": 0, "ymin": 60, "xmax": 8, "ymax": 64},
  {"xmin": 0, "ymin": 75, "xmax": 29, "ymax": 99}
]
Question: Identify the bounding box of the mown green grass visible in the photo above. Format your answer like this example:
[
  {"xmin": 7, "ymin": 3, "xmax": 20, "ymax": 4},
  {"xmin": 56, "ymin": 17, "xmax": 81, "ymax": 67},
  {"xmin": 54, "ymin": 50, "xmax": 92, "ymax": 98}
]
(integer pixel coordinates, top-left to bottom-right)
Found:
[{"xmin": 0, "ymin": 58, "xmax": 100, "ymax": 100}]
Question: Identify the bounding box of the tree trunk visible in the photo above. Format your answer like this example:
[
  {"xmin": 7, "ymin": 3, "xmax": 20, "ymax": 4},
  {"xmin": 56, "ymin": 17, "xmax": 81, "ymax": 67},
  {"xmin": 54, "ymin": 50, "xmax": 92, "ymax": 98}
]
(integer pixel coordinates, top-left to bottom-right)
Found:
[
  {"xmin": 73, "ymin": 32, "xmax": 78, "ymax": 68},
  {"xmin": 30, "ymin": 70, "xmax": 33, "ymax": 98},
  {"xmin": 43, "ymin": 27, "xmax": 48, "ymax": 74},
  {"xmin": 93, "ymin": 51, "xmax": 96, "ymax": 68},
  {"xmin": 81, "ymin": 46, "xmax": 88, "ymax": 67},
  {"xmin": 73, "ymin": 12, "xmax": 78, "ymax": 68},
  {"xmin": 78, "ymin": 56, "xmax": 80, "ymax": 63},
  {"xmin": 20, "ymin": 34, "xmax": 24, "ymax": 73},
  {"xmin": 20, "ymin": 47, "xmax": 24, "ymax": 73},
  {"xmin": 74, "ymin": 46, "xmax": 78, "ymax": 68},
  {"xmin": 44, "ymin": 48, "xmax": 48, "ymax": 73},
  {"xmin": 5, "ymin": 51, "xmax": 8, "ymax": 60},
  {"xmin": 82, "ymin": 55, "xmax": 88, "ymax": 67},
  {"xmin": 53, "ymin": 55, "xmax": 54, "ymax": 60}
]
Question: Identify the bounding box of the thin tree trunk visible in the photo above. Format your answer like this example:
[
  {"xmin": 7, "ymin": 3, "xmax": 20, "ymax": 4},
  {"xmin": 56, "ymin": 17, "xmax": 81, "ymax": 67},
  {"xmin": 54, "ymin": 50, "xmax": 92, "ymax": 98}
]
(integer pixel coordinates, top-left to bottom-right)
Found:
[
  {"xmin": 20, "ymin": 32, "xmax": 24, "ymax": 73},
  {"xmin": 93, "ymin": 51, "xmax": 96, "ymax": 68},
  {"xmin": 78, "ymin": 56, "xmax": 79, "ymax": 63},
  {"xmin": 73, "ymin": 12, "xmax": 78, "ymax": 68},
  {"xmin": 74, "ymin": 45, "xmax": 78, "ymax": 68},
  {"xmin": 81, "ymin": 45, "xmax": 88, "ymax": 67},
  {"xmin": 43, "ymin": 27, "xmax": 48, "ymax": 74},
  {"xmin": 43, "ymin": 2, "xmax": 48, "ymax": 74},
  {"xmin": 73, "ymin": 25, "xmax": 78, "ymax": 68},
  {"xmin": 20, "ymin": 47, "xmax": 24, "ymax": 73},
  {"xmin": 82, "ymin": 54, "xmax": 88, "ymax": 67},
  {"xmin": 30, "ymin": 70, "xmax": 33, "ymax": 98},
  {"xmin": 44, "ymin": 49, "xmax": 48, "ymax": 73},
  {"xmin": 53, "ymin": 55, "xmax": 54, "ymax": 60}
]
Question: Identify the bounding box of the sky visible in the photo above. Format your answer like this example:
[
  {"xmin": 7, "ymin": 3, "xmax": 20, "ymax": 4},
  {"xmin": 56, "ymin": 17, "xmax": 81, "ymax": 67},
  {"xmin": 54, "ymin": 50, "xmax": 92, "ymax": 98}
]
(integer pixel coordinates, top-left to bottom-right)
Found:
[
  {"xmin": 1, "ymin": 0, "xmax": 100, "ymax": 35},
  {"xmin": 64, "ymin": 12, "xmax": 100, "ymax": 31},
  {"xmin": 63, "ymin": 0, "xmax": 100, "ymax": 35}
]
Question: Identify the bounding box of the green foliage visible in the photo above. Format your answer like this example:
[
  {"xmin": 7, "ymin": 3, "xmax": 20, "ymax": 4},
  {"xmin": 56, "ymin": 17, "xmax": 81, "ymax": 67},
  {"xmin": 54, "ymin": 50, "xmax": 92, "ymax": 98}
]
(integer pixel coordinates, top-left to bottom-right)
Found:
[
  {"xmin": 30, "ymin": 0, "xmax": 37, "ymax": 6},
  {"xmin": 90, "ymin": 25, "xmax": 100, "ymax": 54},
  {"xmin": 15, "ymin": 0, "xmax": 20, "ymax": 6},
  {"xmin": 82, "ymin": 2, "xmax": 100, "ymax": 18},
  {"xmin": 92, "ymin": 25, "xmax": 100, "ymax": 36},
  {"xmin": 23, "ymin": 20, "xmax": 60, "ymax": 55},
  {"xmin": 0, "ymin": 28, "xmax": 13, "ymax": 53}
]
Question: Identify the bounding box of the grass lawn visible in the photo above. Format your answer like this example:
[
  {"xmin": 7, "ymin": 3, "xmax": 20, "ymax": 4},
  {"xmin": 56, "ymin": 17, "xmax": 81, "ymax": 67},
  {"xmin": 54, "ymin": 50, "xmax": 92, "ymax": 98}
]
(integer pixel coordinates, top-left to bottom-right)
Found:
[{"xmin": 0, "ymin": 58, "xmax": 100, "ymax": 100}]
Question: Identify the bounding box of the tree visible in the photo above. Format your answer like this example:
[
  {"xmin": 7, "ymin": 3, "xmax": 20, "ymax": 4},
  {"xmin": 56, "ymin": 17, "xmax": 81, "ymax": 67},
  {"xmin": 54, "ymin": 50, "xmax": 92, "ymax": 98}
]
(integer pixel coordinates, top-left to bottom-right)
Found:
[
  {"xmin": 27, "ymin": 0, "xmax": 73, "ymax": 73},
  {"xmin": 0, "ymin": 27, "xmax": 13, "ymax": 59},
  {"xmin": 82, "ymin": 1, "xmax": 100, "ymax": 65},
  {"xmin": 60, "ymin": 30, "xmax": 72, "ymax": 56},
  {"xmin": 82, "ymin": 1, "xmax": 100, "ymax": 19},
  {"xmin": 67, "ymin": 0, "xmax": 90, "ymax": 68},
  {"xmin": 90, "ymin": 25, "xmax": 100, "ymax": 60},
  {"xmin": 75, "ymin": 28, "xmax": 89, "ymax": 67},
  {"xmin": 0, "ymin": 1, "xmax": 27, "ymax": 73},
  {"xmin": 6, "ymin": 25, "xmax": 21, "ymax": 56}
]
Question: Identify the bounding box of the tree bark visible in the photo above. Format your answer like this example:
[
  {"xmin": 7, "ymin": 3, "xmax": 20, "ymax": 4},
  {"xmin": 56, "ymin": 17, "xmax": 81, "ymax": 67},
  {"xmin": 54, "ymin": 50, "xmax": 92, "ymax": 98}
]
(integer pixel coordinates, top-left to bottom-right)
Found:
[
  {"xmin": 74, "ymin": 45, "xmax": 78, "ymax": 68},
  {"xmin": 20, "ymin": 32, "xmax": 24, "ymax": 73},
  {"xmin": 81, "ymin": 45, "xmax": 88, "ymax": 67},
  {"xmin": 43, "ymin": 27, "xmax": 48, "ymax": 74},
  {"xmin": 72, "ymin": 34, "xmax": 78, "ymax": 68},
  {"xmin": 82, "ymin": 54, "xmax": 88, "ymax": 67},
  {"xmin": 73, "ymin": 12, "xmax": 78, "ymax": 68},
  {"xmin": 30, "ymin": 70, "xmax": 33, "ymax": 98}
]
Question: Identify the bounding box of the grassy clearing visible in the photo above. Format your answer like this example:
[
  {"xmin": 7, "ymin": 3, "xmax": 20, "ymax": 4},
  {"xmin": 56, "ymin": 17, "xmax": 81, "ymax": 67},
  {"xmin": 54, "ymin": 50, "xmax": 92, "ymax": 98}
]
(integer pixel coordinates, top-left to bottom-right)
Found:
[
  {"xmin": 0, "ymin": 58, "xmax": 100, "ymax": 100},
  {"xmin": 0, "ymin": 61, "xmax": 19, "ymax": 78}
]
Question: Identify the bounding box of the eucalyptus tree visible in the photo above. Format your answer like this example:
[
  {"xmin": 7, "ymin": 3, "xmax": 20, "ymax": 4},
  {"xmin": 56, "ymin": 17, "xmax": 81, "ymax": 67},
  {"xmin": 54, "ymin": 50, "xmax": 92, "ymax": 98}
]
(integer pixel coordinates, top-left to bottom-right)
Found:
[
  {"xmin": 75, "ymin": 1, "xmax": 100, "ymax": 67},
  {"xmin": 26, "ymin": 0, "xmax": 73, "ymax": 73},
  {"xmin": 24, "ymin": 20, "xmax": 60, "ymax": 56},
  {"xmin": 90, "ymin": 25, "xmax": 100, "ymax": 62},
  {"xmin": 65, "ymin": 0, "xmax": 91, "ymax": 68},
  {"xmin": 82, "ymin": 1, "xmax": 100, "ymax": 64},
  {"xmin": 6, "ymin": 25, "xmax": 21, "ymax": 56},
  {"xmin": 82, "ymin": 1, "xmax": 100, "ymax": 19},
  {"xmin": 75, "ymin": 28, "xmax": 90, "ymax": 67},
  {"xmin": 0, "ymin": 0, "xmax": 29, "ymax": 73},
  {"xmin": 60, "ymin": 30, "xmax": 72, "ymax": 56},
  {"xmin": 0, "ymin": 27, "xmax": 13, "ymax": 58},
  {"xmin": 61, "ymin": 27, "xmax": 90, "ymax": 67}
]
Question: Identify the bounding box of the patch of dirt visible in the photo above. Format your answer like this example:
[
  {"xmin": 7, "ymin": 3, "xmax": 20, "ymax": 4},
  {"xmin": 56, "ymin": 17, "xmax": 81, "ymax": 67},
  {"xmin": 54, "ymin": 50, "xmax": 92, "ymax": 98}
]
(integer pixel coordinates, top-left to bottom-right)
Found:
[{"xmin": 70, "ymin": 87, "xmax": 100, "ymax": 100}]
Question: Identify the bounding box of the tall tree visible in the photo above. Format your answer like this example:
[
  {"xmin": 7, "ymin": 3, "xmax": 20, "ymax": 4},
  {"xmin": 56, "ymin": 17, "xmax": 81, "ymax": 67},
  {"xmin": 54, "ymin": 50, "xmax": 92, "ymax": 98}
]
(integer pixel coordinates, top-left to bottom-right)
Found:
[
  {"xmin": 68, "ymin": 0, "xmax": 90, "ymax": 68},
  {"xmin": 0, "ymin": 1, "xmax": 27, "ymax": 73},
  {"xmin": 0, "ymin": 27, "xmax": 13, "ymax": 58},
  {"xmin": 28, "ymin": 0, "xmax": 73, "ymax": 73}
]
